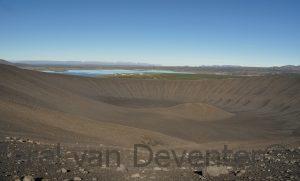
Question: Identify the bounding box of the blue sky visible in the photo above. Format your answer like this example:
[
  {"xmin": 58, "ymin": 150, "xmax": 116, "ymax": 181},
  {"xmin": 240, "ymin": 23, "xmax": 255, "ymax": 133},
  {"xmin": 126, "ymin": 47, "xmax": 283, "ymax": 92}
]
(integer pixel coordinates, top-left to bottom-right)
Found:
[{"xmin": 0, "ymin": 0, "xmax": 299, "ymax": 66}]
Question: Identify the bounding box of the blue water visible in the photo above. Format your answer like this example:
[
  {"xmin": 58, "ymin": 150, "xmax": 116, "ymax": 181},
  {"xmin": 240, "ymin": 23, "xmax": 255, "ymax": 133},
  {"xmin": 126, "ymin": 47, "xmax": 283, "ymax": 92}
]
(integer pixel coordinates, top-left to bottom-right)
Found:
[{"xmin": 43, "ymin": 69, "xmax": 191, "ymax": 77}]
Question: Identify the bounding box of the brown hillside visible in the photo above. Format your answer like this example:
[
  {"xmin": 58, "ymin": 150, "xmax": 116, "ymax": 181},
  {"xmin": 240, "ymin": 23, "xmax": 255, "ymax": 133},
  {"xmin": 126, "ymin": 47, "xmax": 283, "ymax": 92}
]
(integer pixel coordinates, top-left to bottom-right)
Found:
[{"xmin": 0, "ymin": 64, "xmax": 299, "ymax": 148}]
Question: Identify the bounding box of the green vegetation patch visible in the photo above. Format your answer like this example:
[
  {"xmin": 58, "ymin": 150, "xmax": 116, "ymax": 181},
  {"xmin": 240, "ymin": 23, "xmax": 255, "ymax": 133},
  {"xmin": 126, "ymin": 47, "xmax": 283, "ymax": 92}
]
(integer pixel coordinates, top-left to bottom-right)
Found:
[{"xmin": 104, "ymin": 73, "xmax": 243, "ymax": 80}]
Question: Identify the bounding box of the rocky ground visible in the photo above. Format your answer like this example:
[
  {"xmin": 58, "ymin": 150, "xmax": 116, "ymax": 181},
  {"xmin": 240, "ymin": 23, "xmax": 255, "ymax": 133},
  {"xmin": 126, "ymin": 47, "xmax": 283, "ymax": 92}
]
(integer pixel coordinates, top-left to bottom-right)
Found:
[{"xmin": 0, "ymin": 137, "xmax": 299, "ymax": 181}]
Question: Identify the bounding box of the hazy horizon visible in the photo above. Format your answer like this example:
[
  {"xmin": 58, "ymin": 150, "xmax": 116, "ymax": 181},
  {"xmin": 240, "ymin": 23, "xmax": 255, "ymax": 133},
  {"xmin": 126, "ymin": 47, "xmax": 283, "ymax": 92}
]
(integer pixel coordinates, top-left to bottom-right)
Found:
[
  {"xmin": 1, "ymin": 0, "xmax": 299, "ymax": 67},
  {"xmin": 4, "ymin": 59, "xmax": 298, "ymax": 68}
]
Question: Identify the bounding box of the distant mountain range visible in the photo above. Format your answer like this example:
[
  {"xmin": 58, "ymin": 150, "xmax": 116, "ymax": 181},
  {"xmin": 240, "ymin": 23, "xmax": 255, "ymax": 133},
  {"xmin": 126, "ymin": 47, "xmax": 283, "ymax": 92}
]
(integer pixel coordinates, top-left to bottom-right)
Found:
[
  {"xmin": 1, "ymin": 59, "xmax": 300, "ymax": 75},
  {"xmin": 12, "ymin": 60, "xmax": 159, "ymax": 66}
]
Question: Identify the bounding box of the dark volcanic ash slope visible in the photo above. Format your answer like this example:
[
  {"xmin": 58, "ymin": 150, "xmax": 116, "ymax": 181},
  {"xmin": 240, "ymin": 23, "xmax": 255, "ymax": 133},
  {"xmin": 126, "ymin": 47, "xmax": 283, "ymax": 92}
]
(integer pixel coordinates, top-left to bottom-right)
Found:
[{"xmin": 0, "ymin": 64, "xmax": 299, "ymax": 148}]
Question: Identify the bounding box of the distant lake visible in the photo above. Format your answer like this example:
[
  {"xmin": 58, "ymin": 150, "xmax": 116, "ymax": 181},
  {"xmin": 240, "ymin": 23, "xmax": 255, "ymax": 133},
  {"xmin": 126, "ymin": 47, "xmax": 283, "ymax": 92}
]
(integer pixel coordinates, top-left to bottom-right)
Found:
[{"xmin": 43, "ymin": 69, "xmax": 192, "ymax": 77}]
